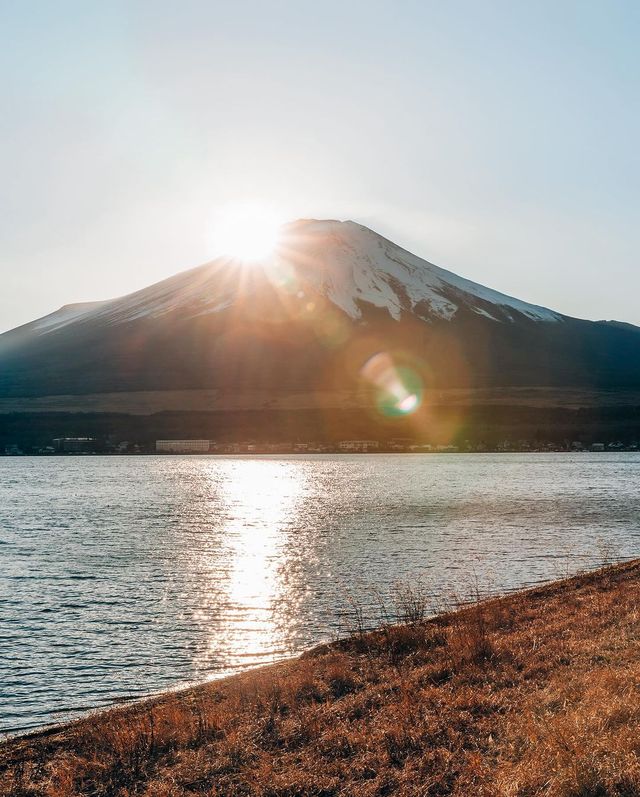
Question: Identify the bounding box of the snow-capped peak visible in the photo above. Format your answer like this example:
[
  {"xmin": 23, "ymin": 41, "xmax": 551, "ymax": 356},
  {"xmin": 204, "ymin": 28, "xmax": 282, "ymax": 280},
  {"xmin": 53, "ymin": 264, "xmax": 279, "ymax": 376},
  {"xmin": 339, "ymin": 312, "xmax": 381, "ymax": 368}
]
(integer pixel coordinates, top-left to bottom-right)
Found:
[
  {"xmin": 19, "ymin": 219, "xmax": 563, "ymax": 337},
  {"xmin": 279, "ymin": 220, "xmax": 562, "ymax": 324}
]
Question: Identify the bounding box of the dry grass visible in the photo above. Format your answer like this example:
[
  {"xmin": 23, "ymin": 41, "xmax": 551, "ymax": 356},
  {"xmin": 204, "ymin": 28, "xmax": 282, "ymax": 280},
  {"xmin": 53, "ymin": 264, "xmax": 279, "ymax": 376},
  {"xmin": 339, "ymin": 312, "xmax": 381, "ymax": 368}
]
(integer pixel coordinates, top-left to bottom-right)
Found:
[{"xmin": 3, "ymin": 561, "xmax": 640, "ymax": 796}]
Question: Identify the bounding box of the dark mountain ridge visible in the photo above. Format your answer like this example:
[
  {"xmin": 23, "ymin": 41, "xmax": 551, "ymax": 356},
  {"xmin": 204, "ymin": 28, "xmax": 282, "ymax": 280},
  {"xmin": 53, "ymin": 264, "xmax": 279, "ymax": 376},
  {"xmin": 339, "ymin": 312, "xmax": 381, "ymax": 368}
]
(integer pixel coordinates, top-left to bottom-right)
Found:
[{"xmin": 1, "ymin": 219, "xmax": 639, "ymax": 405}]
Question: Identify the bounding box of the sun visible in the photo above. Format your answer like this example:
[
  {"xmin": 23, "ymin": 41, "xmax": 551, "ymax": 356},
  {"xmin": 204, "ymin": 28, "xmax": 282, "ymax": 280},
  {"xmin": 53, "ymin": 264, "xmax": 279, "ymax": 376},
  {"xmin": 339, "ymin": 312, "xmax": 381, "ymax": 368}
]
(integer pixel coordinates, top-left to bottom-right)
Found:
[{"xmin": 209, "ymin": 201, "xmax": 283, "ymax": 261}]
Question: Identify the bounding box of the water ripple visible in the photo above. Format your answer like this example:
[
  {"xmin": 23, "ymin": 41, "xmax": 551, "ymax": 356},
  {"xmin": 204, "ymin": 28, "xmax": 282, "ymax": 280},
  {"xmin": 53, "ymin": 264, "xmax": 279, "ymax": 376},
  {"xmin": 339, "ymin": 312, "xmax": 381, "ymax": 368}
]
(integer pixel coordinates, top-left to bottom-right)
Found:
[{"xmin": 1, "ymin": 453, "xmax": 639, "ymax": 734}]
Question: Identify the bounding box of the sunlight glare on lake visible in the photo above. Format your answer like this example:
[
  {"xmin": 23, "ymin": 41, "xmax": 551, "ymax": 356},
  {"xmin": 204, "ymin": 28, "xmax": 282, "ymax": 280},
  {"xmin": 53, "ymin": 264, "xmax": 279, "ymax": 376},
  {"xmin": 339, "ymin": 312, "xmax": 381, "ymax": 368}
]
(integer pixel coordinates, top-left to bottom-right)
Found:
[{"xmin": 196, "ymin": 460, "xmax": 308, "ymax": 673}]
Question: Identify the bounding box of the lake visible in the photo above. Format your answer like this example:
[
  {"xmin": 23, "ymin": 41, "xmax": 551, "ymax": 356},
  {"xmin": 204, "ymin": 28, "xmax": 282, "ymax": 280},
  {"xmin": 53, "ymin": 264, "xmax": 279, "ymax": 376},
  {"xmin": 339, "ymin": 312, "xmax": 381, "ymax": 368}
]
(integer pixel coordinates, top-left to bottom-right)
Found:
[{"xmin": 1, "ymin": 453, "xmax": 639, "ymax": 734}]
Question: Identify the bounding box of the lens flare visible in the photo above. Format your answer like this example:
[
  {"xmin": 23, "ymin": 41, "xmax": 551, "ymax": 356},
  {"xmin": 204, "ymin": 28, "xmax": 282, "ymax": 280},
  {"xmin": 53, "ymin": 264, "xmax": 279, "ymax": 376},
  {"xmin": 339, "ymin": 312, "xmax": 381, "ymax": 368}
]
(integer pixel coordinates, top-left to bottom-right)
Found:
[
  {"xmin": 396, "ymin": 392, "xmax": 419, "ymax": 413},
  {"xmin": 360, "ymin": 352, "xmax": 423, "ymax": 417}
]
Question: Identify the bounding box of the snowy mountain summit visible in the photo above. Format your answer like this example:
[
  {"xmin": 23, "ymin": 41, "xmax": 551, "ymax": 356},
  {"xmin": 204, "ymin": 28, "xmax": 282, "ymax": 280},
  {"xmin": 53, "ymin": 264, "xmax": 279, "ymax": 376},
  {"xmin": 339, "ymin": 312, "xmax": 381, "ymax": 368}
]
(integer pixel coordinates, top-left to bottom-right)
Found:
[
  {"xmin": 1, "ymin": 219, "xmax": 639, "ymax": 400},
  {"xmin": 278, "ymin": 220, "xmax": 561, "ymax": 324},
  {"xmin": 20, "ymin": 219, "xmax": 561, "ymax": 339}
]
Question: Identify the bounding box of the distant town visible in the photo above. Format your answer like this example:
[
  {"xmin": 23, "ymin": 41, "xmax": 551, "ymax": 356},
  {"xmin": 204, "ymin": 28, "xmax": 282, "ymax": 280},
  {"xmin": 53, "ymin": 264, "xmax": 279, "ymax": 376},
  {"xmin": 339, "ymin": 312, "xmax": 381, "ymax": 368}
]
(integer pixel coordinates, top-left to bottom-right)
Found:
[{"xmin": 2, "ymin": 436, "xmax": 639, "ymax": 456}]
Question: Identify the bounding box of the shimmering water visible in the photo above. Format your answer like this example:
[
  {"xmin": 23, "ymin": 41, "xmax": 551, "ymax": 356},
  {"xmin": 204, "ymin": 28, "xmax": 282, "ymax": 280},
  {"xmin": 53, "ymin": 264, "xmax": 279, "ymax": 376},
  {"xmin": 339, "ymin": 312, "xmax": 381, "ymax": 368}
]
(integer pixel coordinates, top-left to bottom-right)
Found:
[{"xmin": 1, "ymin": 453, "xmax": 639, "ymax": 734}]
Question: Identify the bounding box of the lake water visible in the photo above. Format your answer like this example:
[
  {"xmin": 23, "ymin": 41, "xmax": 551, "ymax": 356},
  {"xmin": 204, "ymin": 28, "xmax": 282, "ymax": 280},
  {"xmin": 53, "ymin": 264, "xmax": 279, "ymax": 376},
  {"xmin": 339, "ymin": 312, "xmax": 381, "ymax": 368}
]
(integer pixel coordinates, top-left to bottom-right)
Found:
[{"xmin": 1, "ymin": 453, "xmax": 639, "ymax": 735}]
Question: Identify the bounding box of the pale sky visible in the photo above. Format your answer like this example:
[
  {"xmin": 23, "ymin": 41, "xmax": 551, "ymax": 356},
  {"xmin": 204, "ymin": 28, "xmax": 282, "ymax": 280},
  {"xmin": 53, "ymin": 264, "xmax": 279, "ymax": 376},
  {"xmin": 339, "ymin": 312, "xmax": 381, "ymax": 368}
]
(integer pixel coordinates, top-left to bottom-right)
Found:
[{"xmin": 1, "ymin": 0, "xmax": 638, "ymax": 332}]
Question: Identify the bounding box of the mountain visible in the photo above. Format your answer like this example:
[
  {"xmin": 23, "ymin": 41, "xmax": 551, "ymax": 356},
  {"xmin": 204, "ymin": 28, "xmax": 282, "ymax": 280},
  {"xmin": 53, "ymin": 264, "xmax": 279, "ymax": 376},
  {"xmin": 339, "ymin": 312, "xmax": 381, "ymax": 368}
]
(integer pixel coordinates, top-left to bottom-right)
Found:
[{"xmin": 1, "ymin": 219, "xmax": 640, "ymax": 413}]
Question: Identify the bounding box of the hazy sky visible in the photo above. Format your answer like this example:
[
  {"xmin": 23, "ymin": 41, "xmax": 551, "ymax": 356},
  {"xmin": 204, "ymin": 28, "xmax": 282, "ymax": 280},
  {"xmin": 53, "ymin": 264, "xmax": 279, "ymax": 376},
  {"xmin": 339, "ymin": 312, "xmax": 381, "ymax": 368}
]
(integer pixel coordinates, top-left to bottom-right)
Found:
[{"xmin": 1, "ymin": 0, "xmax": 638, "ymax": 332}]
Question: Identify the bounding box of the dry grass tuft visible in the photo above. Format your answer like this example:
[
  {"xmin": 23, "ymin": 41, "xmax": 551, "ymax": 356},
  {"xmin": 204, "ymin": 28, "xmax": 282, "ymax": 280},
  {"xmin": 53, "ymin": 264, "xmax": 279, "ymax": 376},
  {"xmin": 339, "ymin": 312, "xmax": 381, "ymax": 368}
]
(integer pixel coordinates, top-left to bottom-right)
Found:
[{"xmin": 4, "ymin": 560, "xmax": 640, "ymax": 796}]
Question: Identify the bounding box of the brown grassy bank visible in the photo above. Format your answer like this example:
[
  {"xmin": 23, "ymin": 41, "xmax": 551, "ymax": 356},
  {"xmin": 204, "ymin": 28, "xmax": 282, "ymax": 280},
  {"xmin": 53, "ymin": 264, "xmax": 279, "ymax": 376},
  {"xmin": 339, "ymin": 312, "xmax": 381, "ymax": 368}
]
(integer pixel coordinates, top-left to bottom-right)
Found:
[{"xmin": 3, "ymin": 561, "xmax": 640, "ymax": 796}]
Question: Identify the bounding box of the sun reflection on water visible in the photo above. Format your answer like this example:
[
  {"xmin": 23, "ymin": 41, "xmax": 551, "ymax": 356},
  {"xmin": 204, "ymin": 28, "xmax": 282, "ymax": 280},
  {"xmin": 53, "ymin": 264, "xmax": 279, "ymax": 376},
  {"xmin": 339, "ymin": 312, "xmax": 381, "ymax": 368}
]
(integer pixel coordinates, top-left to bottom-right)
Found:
[{"xmin": 194, "ymin": 459, "xmax": 308, "ymax": 674}]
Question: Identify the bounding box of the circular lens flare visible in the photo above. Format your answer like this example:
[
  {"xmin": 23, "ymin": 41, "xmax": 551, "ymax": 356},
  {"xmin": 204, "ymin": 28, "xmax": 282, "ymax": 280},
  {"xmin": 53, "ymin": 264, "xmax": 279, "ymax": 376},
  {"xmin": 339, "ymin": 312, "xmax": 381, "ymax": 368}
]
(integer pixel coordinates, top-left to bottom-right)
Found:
[
  {"xmin": 396, "ymin": 393, "xmax": 419, "ymax": 414},
  {"xmin": 361, "ymin": 352, "xmax": 423, "ymax": 417}
]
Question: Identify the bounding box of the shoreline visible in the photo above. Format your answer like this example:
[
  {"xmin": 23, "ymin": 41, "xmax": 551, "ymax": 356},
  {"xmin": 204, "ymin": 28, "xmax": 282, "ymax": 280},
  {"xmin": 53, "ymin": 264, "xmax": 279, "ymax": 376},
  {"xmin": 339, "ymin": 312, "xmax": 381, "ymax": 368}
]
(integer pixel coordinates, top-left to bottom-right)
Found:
[
  {"xmin": 3, "ymin": 449, "xmax": 640, "ymax": 457},
  {"xmin": 4, "ymin": 559, "xmax": 640, "ymax": 795},
  {"xmin": 0, "ymin": 570, "xmax": 558, "ymax": 744},
  {"xmin": 0, "ymin": 653, "xmax": 304, "ymax": 745},
  {"xmin": 0, "ymin": 561, "xmax": 623, "ymax": 744}
]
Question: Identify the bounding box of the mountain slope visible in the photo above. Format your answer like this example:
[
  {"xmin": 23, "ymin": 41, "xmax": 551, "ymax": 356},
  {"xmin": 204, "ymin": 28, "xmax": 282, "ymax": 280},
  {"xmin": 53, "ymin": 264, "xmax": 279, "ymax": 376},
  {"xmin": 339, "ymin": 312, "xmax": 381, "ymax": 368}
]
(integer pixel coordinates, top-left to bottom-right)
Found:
[{"xmin": 1, "ymin": 219, "xmax": 639, "ymax": 401}]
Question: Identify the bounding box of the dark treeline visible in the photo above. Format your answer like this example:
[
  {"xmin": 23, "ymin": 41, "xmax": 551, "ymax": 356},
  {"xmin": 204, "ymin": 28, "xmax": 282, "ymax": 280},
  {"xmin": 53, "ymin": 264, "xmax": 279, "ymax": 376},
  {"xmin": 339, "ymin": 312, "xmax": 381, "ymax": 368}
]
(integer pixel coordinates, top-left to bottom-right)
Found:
[{"xmin": 2, "ymin": 403, "xmax": 640, "ymax": 451}]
